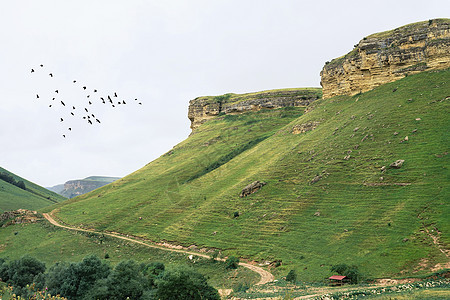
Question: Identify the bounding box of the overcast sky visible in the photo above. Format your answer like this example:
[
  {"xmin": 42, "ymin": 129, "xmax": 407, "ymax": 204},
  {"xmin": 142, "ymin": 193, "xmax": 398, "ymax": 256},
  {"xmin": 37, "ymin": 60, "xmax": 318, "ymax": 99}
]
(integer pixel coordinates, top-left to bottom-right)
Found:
[{"xmin": 0, "ymin": 0, "xmax": 447, "ymax": 187}]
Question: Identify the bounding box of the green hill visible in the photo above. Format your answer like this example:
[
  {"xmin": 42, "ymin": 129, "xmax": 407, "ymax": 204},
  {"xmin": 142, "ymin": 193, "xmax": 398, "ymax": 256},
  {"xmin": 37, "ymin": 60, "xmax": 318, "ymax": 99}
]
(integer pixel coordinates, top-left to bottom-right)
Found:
[
  {"xmin": 0, "ymin": 167, "xmax": 66, "ymax": 213},
  {"xmin": 51, "ymin": 69, "xmax": 449, "ymax": 281}
]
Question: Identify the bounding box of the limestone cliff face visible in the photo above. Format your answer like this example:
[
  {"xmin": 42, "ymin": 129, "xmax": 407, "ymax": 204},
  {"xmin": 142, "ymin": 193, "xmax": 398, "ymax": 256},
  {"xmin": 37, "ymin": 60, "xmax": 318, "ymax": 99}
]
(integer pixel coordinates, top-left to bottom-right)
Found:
[
  {"xmin": 54, "ymin": 176, "xmax": 120, "ymax": 198},
  {"xmin": 320, "ymin": 19, "xmax": 450, "ymax": 99},
  {"xmin": 188, "ymin": 88, "xmax": 322, "ymax": 130}
]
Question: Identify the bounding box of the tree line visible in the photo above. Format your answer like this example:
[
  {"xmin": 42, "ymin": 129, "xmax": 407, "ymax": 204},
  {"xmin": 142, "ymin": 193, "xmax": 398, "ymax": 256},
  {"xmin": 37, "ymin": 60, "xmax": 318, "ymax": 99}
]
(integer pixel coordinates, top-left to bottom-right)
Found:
[
  {"xmin": 0, "ymin": 172, "xmax": 26, "ymax": 190},
  {"xmin": 0, "ymin": 255, "xmax": 220, "ymax": 300}
]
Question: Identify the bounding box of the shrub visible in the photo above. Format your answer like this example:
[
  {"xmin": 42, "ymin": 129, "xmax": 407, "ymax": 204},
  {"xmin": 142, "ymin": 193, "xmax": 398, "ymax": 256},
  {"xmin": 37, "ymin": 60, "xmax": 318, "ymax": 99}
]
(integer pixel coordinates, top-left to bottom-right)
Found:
[
  {"xmin": 225, "ymin": 256, "xmax": 240, "ymax": 270},
  {"xmin": 286, "ymin": 269, "xmax": 297, "ymax": 283}
]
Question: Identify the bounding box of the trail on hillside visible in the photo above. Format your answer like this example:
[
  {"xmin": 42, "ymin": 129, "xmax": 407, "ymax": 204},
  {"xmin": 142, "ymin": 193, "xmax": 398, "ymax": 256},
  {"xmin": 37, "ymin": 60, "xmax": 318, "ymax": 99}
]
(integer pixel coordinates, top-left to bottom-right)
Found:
[{"xmin": 42, "ymin": 212, "xmax": 274, "ymax": 285}]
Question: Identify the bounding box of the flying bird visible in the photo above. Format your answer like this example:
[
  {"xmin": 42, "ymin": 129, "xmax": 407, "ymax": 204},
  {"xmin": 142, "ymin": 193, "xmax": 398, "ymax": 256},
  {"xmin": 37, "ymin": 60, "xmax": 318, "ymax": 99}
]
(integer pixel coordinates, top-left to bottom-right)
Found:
[
  {"xmin": 70, "ymin": 112, "xmax": 74, "ymax": 116},
  {"xmin": 63, "ymin": 135, "xmax": 66, "ymax": 138},
  {"xmin": 61, "ymin": 101, "xmax": 65, "ymax": 106},
  {"xmin": 138, "ymin": 102, "xmax": 142, "ymax": 105},
  {"xmin": 85, "ymin": 108, "xmax": 88, "ymax": 112},
  {"xmin": 72, "ymin": 106, "xmax": 75, "ymax": 109},
  {"xmin": 68, "ymin": 128, "xmax": 72, "ymax": 131},
  {"xmin": 91, "ymin": 114, "xmax": 95, "ymax": 118},
  {"xmin": 88, "ymin": 101, "xmax": 92, "ymax": 105},
  {"xmin": 60, "ymin": 118, "xmax": 63, "ymax": 122},
  {"xmin": 36, "ymin": 94, "xmax": 39, "ymax": 99},
  {"xmin": 40, "ymin": 64, "xmax": 43, "ymax": 67},
  {"xmin": 49, "ymin": 105, "xmax": 52, "ymax": 107},
  {"xmin": 49, "ymin": 73, "xmax": 53, "ymax": 77},
  {"xmin": 88, "ymin": 119, "xmax": 92, "ymax": 125},
  {"xmin": 55, "ymin": 90, "xmax": 58, "ymax": 93},
  {"xmin": 123, "ymin": 100, "xmax": 126, "ymax": 104},
  {"xmin": 114, "ymin": 92, "xmax": 117, "ymax": 97},
  {"xmin": 83, "ymin": 86, "xmax": 86, "ymax": 90},
  {"xmin": 94, "ymin": 89, "xmax": 97, "ymax": 93},
  {"xmin": 96, "ymin": 119, "xmax": 101, "ymax": 123},
  {"xmin": 52, "ymin": 97, "xmax": 55, "ymax": 100},
  {"xmin": 73, "ymin": 80, "xmax": 76, "ymax": 83},
  {"xmin": 87, "ymin": 95, "xmax": 90, "ymax": 98},
  {"xmin": 31, "ymin": 69, "xmax": 35, "ymax": 73}
]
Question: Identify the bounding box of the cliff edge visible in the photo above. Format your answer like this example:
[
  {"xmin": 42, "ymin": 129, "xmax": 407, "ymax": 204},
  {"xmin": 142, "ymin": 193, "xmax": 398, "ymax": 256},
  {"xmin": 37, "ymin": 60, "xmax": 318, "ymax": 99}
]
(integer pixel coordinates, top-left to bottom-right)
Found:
[
  {"xmin": 320, "ymin": 18, "xmax": 450, "ymax": 99},
  {"xmin": 188, "ymin": 88, "xmax": 322, "ymax": 130}
]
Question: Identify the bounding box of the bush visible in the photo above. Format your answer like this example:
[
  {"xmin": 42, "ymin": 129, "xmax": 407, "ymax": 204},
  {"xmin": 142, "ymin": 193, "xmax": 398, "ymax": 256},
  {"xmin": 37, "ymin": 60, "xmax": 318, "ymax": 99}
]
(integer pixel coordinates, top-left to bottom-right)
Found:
[
  {"xmin": 286, "ymin": 269, "xmax": 297, "ymax": 283},
  {"xmin": 225, "ymin": 256, "xmax": 240, "ymax": 270}
]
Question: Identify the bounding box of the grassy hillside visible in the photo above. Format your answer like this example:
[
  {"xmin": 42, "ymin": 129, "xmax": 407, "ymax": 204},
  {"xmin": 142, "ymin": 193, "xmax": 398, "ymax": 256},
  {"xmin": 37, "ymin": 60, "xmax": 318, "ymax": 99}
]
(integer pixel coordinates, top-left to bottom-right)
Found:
[
  {"xmin": 0, "ymin": 167, "xmax": 66, "ymax": 213},
  {"xmin": 51, "ymin": 70, "xmax": 449, "ymax": 281},
  {"xmin": 0, "ymin": 221, "xmax": 258, "ymax": 289}
]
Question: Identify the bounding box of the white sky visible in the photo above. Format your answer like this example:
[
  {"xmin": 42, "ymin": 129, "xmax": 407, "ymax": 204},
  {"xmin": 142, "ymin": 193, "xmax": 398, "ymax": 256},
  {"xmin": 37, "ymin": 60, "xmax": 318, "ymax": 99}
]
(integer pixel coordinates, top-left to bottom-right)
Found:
[{"xmin": 0, "ymin": 0, "xmax": 447, "ymax": 187}]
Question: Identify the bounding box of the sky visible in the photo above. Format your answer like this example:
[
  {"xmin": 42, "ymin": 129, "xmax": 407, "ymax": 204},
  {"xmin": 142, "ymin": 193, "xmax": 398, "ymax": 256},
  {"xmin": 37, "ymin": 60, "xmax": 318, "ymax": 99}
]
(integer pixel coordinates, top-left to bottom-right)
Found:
[{"xmin": 0, "ymin": 0, "xmax": 447, "ymax": 187}]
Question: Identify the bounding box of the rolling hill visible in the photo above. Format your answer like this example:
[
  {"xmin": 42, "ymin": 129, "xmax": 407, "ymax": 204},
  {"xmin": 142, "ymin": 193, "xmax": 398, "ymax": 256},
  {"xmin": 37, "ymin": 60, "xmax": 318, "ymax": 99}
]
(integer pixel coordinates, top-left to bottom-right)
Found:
[{"xmin": 0, "ymin": 167, "xmax": 66, "ymax": 213}]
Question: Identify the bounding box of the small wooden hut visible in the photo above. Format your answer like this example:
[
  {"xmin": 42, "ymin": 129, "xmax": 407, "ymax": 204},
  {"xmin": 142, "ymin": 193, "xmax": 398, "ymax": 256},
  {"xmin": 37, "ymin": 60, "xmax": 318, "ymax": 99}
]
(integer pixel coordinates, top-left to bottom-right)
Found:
[{"xmin": 328, "ymin": 275, "xmax": 349, "ymax": 286}]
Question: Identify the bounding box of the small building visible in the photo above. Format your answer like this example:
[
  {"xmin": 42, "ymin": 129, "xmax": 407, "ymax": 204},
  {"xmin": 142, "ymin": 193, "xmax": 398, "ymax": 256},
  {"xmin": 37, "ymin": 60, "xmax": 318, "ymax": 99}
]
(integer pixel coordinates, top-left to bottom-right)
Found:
[{"xmin": 328, "ymin": 275, "xmax": 349, "ymax": 286}]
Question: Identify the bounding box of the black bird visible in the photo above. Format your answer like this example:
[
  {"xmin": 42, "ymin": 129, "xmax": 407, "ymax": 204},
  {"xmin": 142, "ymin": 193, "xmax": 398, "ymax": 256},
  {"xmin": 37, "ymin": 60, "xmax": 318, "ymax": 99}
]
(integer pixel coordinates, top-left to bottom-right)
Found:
[
  {"xmin": 31, "ymin": 69, "xmax": 35, "ymax": 73},
  {"xmin": 73, "ymin": 80, "xmax": 76, "ymax": 83},
  {"xmin": 52, "ymin": 97, "xmax": 55, "ymax": 100},
  {"xmin": 60, "ymin": 118, "xmax": 63, "ymax": 122},
  {"xmin": 135, "ymin": 98, "xmax": 137, "ymax": 101},
  {"xmin": 114, "ymin": 92, "xmax": 117, "ymax": 97},
  {"xmin": 68, "ymin": 128, "xmax": 72, "ymax": 131},
  {"xmin": 87, "ymin": 95, "xmax": 90, "ymax": 98},
  {"xmin": 49, "ymin": 105, "xmax": 52, "ymax": 107},
  {"xmin": 87, "ymin": 115, "xmax": 90, "ymax": 119},
  {"xmin": 88, "ymin": 119, "xmax": 92, "ymax": 125},
  {"xmin": 108, "ymin": 96, "xmax": 112, "ymax": 103},
  {"xmin": 36, "ymin": 94, "xmax": 39, "ymax": 99},
  {"xmin": 85, "ymin": 108, "xmax": 88, "ymax": 112},
  {"xmin": 70, "ymin": 112, "xmax": 74, "ymax": 116},
  {"xmin": 83, "ymin": 116, "xmax": 86, "ymax": 119},
  {"xmin": 112, "ymin": 104, "xmax": 115, "ymax": 108},
  {"xmin": 88, "ymin": 101, "xmax": 92, "ymax": 105},
  {"xmin": 138, "ymin": 102, "xmax": 142, "ymax": 105},
  {"xmin": 96, "ymin": 119, "xmax": 101, "ymax": 123},
  {"xmin": 55, "ymin": 90, "xmax": 58, "ymax": 93},
  {"xmin": 91, "ymin": 114, "xmax": 95, "ymax": 118},
  {"xmin": 117, "ymin": 102, "xmax": 121, "ymax": 105},
  {"xmin": 94, "ymin": 89, "xmax": 97, "ymax": 93},
  {"xmin": 63, "ymin": 135, "xmax": 66, "ymax": 138},
  {"xmin": 49, "ymin": 73, "xmax": 53, "ymax": 77},
  {"xmin": 40, "ymin": 64, "xmax": 44, "ymax": 67},
  {"xmin": 123, "ymin": 100, "xmax": 126, "ymax": 104},
  {"xmin": 72, "ymin": 106, "xmax": 75, "ymax": 109},
  {"xmin": 83, "ymin": 86, "xmax": 86, "ymax": 90},
  {"xmin": 61, "ymin": 101, "xmax": 65, "ymax": 106}
]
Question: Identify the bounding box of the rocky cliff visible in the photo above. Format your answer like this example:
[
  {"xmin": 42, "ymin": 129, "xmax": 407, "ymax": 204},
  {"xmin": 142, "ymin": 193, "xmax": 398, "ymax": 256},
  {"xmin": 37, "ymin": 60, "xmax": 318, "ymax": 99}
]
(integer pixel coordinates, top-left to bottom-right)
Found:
[
  {"xmin": 188, "ymin": 88, "xmax": 322, "ymax": 130},
  {"xmin": 48, "ymin": 176, "xmax": 120, "ymax": 199},
  {"xmin": 320, "ymin": 18, "xmax": 450, "ymax": 99}
]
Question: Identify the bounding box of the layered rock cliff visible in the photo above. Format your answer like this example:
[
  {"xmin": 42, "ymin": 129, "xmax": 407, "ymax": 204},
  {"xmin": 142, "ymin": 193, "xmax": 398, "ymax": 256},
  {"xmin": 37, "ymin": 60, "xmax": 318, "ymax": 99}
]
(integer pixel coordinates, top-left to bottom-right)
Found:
[
  {"xmin": 48, "ymin": 176, "xmax": 120, "ymax": 198},
  {"xmin": 320, "ymin": 18, "xmax": 450, "ymax": 99},
  {"xmin": 188, "ymin": 88, "xmax": 322, "ymax": 130}
]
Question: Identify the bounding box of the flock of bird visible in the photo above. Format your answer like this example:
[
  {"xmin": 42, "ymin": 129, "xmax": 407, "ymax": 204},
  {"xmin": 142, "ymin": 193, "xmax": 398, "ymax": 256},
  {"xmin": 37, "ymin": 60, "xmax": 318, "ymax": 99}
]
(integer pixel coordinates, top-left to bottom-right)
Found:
[{"xmin": 31, "ymin": 64, "xmax": 142, "ymax": 138}]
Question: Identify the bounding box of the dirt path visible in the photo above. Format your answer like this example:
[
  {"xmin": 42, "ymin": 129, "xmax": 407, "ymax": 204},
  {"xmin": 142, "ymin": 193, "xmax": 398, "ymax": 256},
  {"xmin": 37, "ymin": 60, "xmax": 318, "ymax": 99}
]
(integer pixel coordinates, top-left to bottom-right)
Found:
[{"xmin": 42, "ymin": 212, "xmax": 274, "ymax": 285}]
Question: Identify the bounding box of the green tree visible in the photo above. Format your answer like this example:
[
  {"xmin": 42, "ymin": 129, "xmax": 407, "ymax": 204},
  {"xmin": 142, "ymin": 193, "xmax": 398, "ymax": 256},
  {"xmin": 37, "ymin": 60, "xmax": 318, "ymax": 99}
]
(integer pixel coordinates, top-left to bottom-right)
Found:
[
  {"xmin": 154, "ymin": 266, "xmax": 220, "ymax": 300},
  {"xmin": 103, "ymin": 260, "xmax": 148, "ymax": 300},
  {"xmin": 225, "ymin": 256, "xmax": 240, "ymax": 270},
  {"xmin": 1, "ymin": 255, "xmax": 46, "ymax": 296}
]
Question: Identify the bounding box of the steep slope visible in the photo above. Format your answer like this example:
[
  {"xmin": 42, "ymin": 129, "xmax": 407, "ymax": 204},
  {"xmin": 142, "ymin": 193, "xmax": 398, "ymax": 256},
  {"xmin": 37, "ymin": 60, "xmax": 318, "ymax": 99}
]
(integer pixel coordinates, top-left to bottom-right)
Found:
[
  {"xmin": 47, "ymin": 176, "xmax": 120, "ymax": 198},
  {"xmin": 53, "ymin": 71, "xmax": 449, "ymax": 280},
  {"xmin": 0, "ymin": 167, "xmax": 66, "ymax": 213}
]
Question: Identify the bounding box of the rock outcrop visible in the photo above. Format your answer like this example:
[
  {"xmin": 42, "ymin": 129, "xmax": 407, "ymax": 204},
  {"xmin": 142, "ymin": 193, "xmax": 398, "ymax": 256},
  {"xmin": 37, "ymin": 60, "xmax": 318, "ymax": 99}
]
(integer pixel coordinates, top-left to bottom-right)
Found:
[
  {"xmin": 240, "ymin": 181, "xmax": 266, "ymax": 197},
  {"xmin": 188, "ymin": 88, "xmax": 322, "ymax": 130},
  {"xmin": 320, "ymin": 19, "xmax": 450, "ymax": 99},
  {"xmin": 0, "ymin": 209, "xmax": 40, "ymax": 227},
  {"xmin": 48, "ymin": 176, "xmax": 120, "ymax": 198}
]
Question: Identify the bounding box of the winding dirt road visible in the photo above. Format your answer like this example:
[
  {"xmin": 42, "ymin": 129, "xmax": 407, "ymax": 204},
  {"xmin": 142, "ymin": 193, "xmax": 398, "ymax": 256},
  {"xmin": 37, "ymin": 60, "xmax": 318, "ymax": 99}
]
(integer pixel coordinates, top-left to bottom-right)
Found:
[{"xmin": 42, "ymin": 212, "xmax": 274, "ymax": 285}]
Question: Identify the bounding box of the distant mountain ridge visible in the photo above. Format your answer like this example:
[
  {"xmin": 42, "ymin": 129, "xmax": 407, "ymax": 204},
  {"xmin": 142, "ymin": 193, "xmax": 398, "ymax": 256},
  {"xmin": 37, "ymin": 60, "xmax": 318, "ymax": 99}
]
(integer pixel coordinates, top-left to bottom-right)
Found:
[{"xmin": 47, "ymin": 176, "xmax": 120, "ymax": 198}]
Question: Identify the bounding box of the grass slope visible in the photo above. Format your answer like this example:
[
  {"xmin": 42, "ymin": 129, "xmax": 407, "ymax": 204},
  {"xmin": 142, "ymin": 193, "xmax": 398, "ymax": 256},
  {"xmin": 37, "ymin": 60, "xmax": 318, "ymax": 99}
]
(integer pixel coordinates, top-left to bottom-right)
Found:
[
  {"xmin": 0, "ymin": 167, "xmax": 66, "ymax": 213},
  {"xmin": 52, "ymin": 70, "xmax": 449, "ymax": 281}
]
